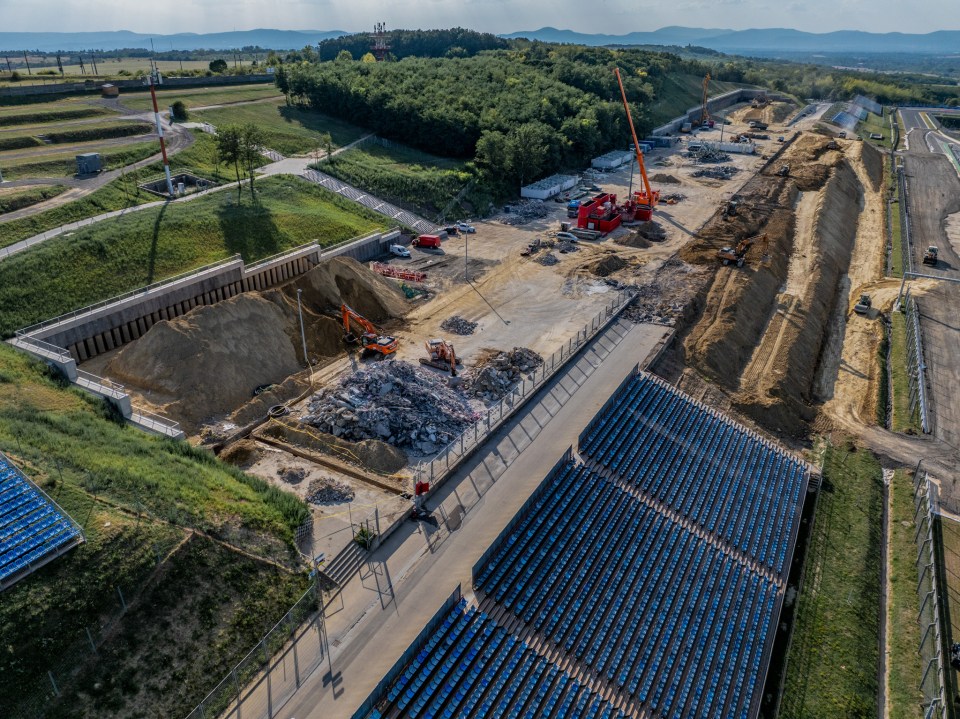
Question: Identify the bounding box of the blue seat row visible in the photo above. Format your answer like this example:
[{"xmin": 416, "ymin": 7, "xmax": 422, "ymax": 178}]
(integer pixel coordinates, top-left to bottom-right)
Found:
[
  {"xmin": 579, "ymin": 373, "xmax": 807, "ymax": 575},
  {"xmin": 369, "ymin": 603, "xmax": 624, "ymax": 719}
]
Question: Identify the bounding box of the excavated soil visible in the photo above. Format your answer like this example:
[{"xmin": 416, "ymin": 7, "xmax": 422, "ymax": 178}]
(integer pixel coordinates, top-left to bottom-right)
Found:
[
  {"xmin": 259, "ymin": 419, "xmax": 408, "ymax": 476},
  {"xmin": 678, "ymin": 135, "xmax": 871, "ymax": 437},
  {"xmin": 105, "ymin": 256, "xmax": 409, "ymax": 432}
]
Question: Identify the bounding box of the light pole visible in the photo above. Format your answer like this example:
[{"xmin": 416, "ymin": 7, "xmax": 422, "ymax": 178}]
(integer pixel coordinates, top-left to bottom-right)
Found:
[
  {"xmin": 465, "ymin": 230, "xmax": 469, "ymax": 283},
  {"xmin": 296, "ymin": 289, "xmax": 313, "ymax": 387}
]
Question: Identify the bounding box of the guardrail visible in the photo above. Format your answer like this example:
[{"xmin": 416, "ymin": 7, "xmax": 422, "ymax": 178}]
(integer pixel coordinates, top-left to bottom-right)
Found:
[
  {"xmin": 130, "ymin": 407, "xmax": 184, "ymax": 437},
  {"xmin": 75, "ymin": 369, "xmax": 126, "ymax": 400},
  {"xmin": 11, "ymin": 332, "xmax": 72, "ymax": 363},
  {"xmin": 903, "ymin": 289, "xmax": 931, "ymax": 434},
  {"xmin": 414, "ymin": 288, "xmax": 635, "ymax": 488}
]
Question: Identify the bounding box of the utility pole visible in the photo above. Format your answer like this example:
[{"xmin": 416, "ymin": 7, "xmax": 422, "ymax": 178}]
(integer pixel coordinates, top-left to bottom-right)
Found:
[{"xmin": 22, "ymin": 51, "xmax": 31, "ymax": 75}]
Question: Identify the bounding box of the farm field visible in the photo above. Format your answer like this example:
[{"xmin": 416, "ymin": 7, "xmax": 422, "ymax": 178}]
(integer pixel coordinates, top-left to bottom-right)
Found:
[{"xmin": 0, "ymin": 175, "xmax": 387, "ymax": 335}]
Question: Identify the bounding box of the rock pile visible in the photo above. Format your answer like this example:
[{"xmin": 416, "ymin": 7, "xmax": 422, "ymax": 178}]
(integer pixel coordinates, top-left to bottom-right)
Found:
[
  {"xmin": 500, "ymin": 200, "xmax": 548, "ymax": 225},
  {"xmin": 692, "ymin": 165, "xmax": 739, "ymax": 180},
  {"xmin": 688, "ymin": 147, "xmax": 731, "ymax": 164},
  {"xmin": 537, "ymin": 252, "xmax": 560, "ymax": 266},
  {"xmin": 306, "ymin": 476, "xmax": 355, "ymax": 504},
  {"xmin": 441, "ymin": 316, "xmax": 478, "ymax": 335},
  {"xmin": 556, "ymin": 240, "xmax": 579, "ymax": 253},
  {"xmin": 277, "ymin": 465, "xmax": 307, "ymax": 483},
  {"xmin": 302, "ymin": 361, "xmax": 477, "ymax": 455},
  {"xmin": 462, "ymin": 348, "xmax": 544, "ymax": 401}
]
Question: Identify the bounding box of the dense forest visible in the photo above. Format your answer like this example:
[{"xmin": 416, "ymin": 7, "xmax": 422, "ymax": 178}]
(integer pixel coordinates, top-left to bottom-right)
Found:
[{"xmin": 316, "ymin": 28, "xmax": 509, "ymax": 62}]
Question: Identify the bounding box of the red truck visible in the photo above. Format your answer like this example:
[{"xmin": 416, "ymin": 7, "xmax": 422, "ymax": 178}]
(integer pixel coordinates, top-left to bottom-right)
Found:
[{"xmin": 412, "ymin": 234, "xmax": 442, "ymax": 249}]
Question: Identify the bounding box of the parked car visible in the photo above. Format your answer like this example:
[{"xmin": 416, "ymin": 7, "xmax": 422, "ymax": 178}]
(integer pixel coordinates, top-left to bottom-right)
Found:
[
  {"xmin": 555, "ymin": 231, "xmax": 579, "ymax": 242},
  {"xmin": 456, "ymin": 221, "xmax": 476, "ymax": 233},
  {"xmin": 389, "ymin": 244, "xmax": 411, "ymax": 258},
  {"xmin": 442, "ymin": 225, "xmax": 459, "ymax": 236}
]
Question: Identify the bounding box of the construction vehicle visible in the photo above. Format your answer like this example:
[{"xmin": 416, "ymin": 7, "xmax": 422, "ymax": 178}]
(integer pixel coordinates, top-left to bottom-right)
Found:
[
  {"xmin": 567, "ymin": 199, "xmax": 581, "ymax": 218},
  {"xmin": 825, "ymin": 140, "xmax": 839, "ymax": 150},
  {"xmin": 420, "ymin": 338, "xmax": 461, "ymax": 376},
  {"xmin": 923, "ymin": 246, "xmax": 939, "ymax": 266},
  {"xmin": 748, "ymin": 120, "xmax": 769, "ymax": 130},
  {"xmin": 614, "ymin": 67, "xmax": 660, "ymax": 222},
  {"xmin": 717, "ymin": 233, "xmax": 769, "ymax": 267},
  {"xmin": 777, "ymin": 164, "xmax": 790, "ymax": 177},
  {"xmin": 854, "ymin": 294, "xmax": 872, "ymax": 315},
  {"xmin": 340, "ymin": 303, "xmax": 398, "ymax": 358},
  {"xmin": 698, "ymin": 74, "xmax": 715, "ymax": 129},
  {"xmin": 412, "ymin": 234, "xmax": 442, "ymax": 249}
]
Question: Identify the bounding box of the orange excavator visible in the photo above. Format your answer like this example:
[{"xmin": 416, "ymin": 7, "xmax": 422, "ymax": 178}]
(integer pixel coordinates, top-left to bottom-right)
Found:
[
  {"xmin": 340, "ymin": 303, "xmax": 398, "ymax": 358},
  {"xmin": 614, "ymin": 67, "xmax": 659, "ymax": 222},
  {"xmin": 420, "ymin": 338, "xmax": 461, "ymax": 376},
  {"xmin": 717, "ymin": 233, "xmax": 769, "ymax": 267}
]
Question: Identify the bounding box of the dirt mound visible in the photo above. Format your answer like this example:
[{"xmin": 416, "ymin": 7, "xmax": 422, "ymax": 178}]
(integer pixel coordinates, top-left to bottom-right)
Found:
[
  {"xmin": 220, "ymin": 440, "xmax": 262, "ymax": 468},
  {"xmin": 284, "ymin": 256, "xmax": 407, "ymax": 322},
  {"xmin": 260, "ymin": 420, "xmax": 409, "ymax": 475},
  {"xmin": 230, "ymin": 374, "xmax": 310, "ymax": 428},
  {"xmin": 859, "ymin": 141, "xmax": 883, "ymax": 192},
  {"xmin": 591, "ymin": 254, "xmax": 628, "ymax": 277},
  {"xmin": 616, "ymin": 233, "xmax": 652, "ymax": 249},
  {"xmin": 107, "ymin": 293, "xmax": 304, "ymax": 430},
  {"xmin": 651, "ymin": 173, "xmax": 681, "ymax": 184}
]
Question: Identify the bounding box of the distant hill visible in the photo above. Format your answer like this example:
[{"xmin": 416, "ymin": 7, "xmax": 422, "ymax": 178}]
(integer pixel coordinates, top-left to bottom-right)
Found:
[
  {"xmin": 0, "ymin": 29, "xmax": 348, "ymax": 52},
  {"xmin": 503, "ymin": 26, "xmax": 960, "ymax": 56}
]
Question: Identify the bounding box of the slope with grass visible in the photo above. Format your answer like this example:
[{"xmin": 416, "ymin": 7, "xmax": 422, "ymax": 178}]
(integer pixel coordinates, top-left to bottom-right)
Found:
[
  {"xmin": 0, "ymin": 140, "xmax": 160, "ymax": 181},
  {"xmin": 193, "ymin": 98, "xmax": 366, "ymax": 155},
  {"xmin": 121, "ymin": 84, "xmax": 282, "ymax": 112},
  {"xmin": 780, "ymin": 441, "xmax": 883, "ymax": 718},
  {"xmin": 0, "ymin": 175, "xmax": 387, "ymax": 335},
  {"xmin": 0, "ymin": 344, "xmax": 309, "ymax": 718},
  {"xmin": 646, "ymin": 73, "xmax": 744, "ymax": 126},
  {"xmin": 0, "ymin": 119, "xmax": 152, "ymax": 152},
  {"xmin": 0, "ymin": 185, "xmax": 66, "ymax": 214},
  {"xmin": 0, "ymin": 103, "xmax": 114, "ymax": 127}
]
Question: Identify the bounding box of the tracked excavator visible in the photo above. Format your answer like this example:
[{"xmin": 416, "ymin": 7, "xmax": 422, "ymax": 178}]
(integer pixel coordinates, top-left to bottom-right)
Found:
[
  {"xmin": 717, "ymin": 233, "xmax": 769, "ymax": 267},
  {"xmin": 419, "ymin": 338, "xmax": 462, "ymax": 376},
  {"xmin": 340, "ymin": 303, "xmax": 398, "ymax": 358}
]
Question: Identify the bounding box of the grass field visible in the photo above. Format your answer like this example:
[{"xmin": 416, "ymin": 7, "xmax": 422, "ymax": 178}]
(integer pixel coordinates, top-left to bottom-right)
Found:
[
  {"xmin": 322, "ymin": 141, "xmax": 481, "ymax": 217},
  {"xmin": 122, "ymin": 84, "xmax": 282, "ymax": 112},
  {"xmin": 888, "ymin": 470, "xmax": 924, "ymax": 719},
  {"xmin": 0, "ymin": 175, "xmax": 387, "ymax": 335},
  {"xmin": 938, "ymin": 513, "xmax": 960, "ymax": 716},
  {"xmin": 193, "ymin": 98, "xmax": 366, "ymax": 155},
  {"xmin": 0, "ymin": 119, "xmax": 151, "ymax": 152},
  {"xmin": 889, "ymin": 311, "xmax": 921, "ymax": 434},
  {"xmin": 858, "ymin": 110, "xmax": 893, "ymax": 149},
  {"xmin": 780, "ymin": 441, "xmax": 883, "ymax": 719},
  {"xmin": 0, "ymin": 184, "xmax": 66, "ymax": 215},
  {"xmin": 0, "ymin": 344, "xmax": 310, "ymax": 718},
  {"xmin": 648, "ymin": 74, "xmax": 743, "ymax": 127},
  {"xmin": 0, "ymin": 103, "xmax": 114, "ymax": 127},
  {"xmin": 0, "ymin": 139, "xmax": 160, "ymax": 181}
]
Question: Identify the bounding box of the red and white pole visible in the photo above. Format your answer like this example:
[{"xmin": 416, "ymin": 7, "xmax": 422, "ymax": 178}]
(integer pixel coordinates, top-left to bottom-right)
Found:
[{"xmin": 148, "ymin": 71, "xmax": 174, "ymax": 196}]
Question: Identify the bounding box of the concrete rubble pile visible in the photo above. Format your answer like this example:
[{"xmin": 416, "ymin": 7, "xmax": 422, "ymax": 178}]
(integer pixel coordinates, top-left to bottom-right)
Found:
[
  {"xmin": 692, "ymin": 165, "xmax": 740, "ymax": 180},
  {"xmin": 306, "ymin": 476, "xmax": 356, "ymax": 504},
  {"xmin": 302, "ymin": 361, "xmax": 477, "ymax": 454},
  {"xmin": 500, "ymin": 200, "xmax": 549, "ymax": 225},
  {"xmin": 462, "ymin": 347, "xmax": 545, "ymax": 401},
  {"xmin": 620, "ymin": 258, "xmax": 707, "ymax": 325},
  {"xmin": 688, "ymin": 147, "xmax": 731, "ymax": 164},
  {"xmin": 556, "ymin": 240, "xmax": 579, "ymax": 253},
  {"xmin": 277, "ymin": 465, "xmax": 307, "ymax": 484},
  {"xmin": 537, "ymin": 252, "xmax": 560, "ymax": 266},
  {"xmin": 440, "ymin": 315, "xmax": 479, "ymax": 335}
]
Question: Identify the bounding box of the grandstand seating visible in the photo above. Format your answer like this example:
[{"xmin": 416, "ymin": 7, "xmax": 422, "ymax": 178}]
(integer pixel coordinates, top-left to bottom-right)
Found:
[
  {"xmin": 579, "ymin": 373, "xmax": 807, "ymax": 575},
  {"xmin": 0, "ymin": 454, "xmax": 82, "ymax": 588},
  {"xmin": 364, "ymin": 600, "xmax": 625, "ymax": 719}
]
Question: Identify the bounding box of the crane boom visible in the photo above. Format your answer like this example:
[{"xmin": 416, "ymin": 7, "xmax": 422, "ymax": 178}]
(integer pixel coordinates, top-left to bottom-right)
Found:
[
  {"xmin": 613, "ymin": 67, "xmax": 658, "ymax": 219},
  {"xmin": 699, "ymin": 73, "xmax": 712, "ymax": 127}
]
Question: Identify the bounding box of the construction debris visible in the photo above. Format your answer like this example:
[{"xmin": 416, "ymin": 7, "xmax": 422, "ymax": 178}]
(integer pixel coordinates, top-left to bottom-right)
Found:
[
  {"xmin": 688, "ymin": 146, "xmax": 731, "ymax": 164},
  {"xmin": 441, "ymin": 316, "xmax": 479, "ymax": 335},
  {"xmin": 537, "ymin": 252, "xmax": 560, "ymax": 266},
  {"xmin": 277, "ymin": 465, "xmax": 307, "ymax": 484},
  {"xmin": 302, "ymin": 361, "xmax": 478, "ymax": 455},
  {"xmin": 500, "ymin": 199, "xmax": 549, "ymax": 225},
  {"xmin": 662, "ymin": 193, "xmax": 685, "ymax": 204},
  {"xmin": 556, "ymin": 240, "xmax": 579, "ymax": 253},
  {"xmin": 306, "ymin": 476, "xmax": 355, "ymax": 504},
  {"xmin": 621, "ymin": 258, "xmax": 711, "ymax": 326},
  {"xmin": 692, "ymin": 165, "xmax": 740, "ymax": 180},
  {"xmin": 461, "ymin": 348, "xmax": 545, "ymax": 401}
]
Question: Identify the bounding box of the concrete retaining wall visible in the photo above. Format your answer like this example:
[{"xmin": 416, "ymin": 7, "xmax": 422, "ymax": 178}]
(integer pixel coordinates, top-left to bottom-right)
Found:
[
  {"xmin": 652, "ymin": 88, "xmax": 791, "ymax": 136},
  {"xmin": 0, "ymin": 73, "xmax": 274, "ymax": 98},
  {"xmin": 28, "ymin": 229, "xmax": 399, "ymax": 363}
]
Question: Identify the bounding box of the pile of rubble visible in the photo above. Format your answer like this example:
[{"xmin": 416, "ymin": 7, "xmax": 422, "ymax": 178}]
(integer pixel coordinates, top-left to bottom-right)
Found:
[
  {"xmin": 462, "ymin": 348, "xmax": 545, "ymax": 401},
  {"xmin": 688, "ymin": 147, "xmax": 731, "ymax": 164},
  {"xmin": 620, "ymin": 258, "xmax": 710, "ymax": 326},
  {"xmin": 302, "ymin": 361, "xmax": 478, "ymax": 454},
  {"xmin": 277, "ymin": 465, "xmax": 307, "ymax": 484},
  {"xmin": 692, "ymin": 165, "xmax": 740, "ymax": 180},
  {"xmin": 441, "ymin": 315, "xmax": 478, "ymax": 335},
  {"xmin": 556, "ymin": 239, "xmax": 579, "ymax": 253},
  {"xmin": 500, "ymin": 200, "xmax": 548, "ymax": 225},
  {"xmin": 537, "ymin": 252, "xmax": 560, "ymax": 266},
  {"xmin": 306, "ymin": 476, "xmax": 355, "ymax": 504},
  {"xmin": 662, "ymin": 193, "xmax": 685, "ymax": 204}
]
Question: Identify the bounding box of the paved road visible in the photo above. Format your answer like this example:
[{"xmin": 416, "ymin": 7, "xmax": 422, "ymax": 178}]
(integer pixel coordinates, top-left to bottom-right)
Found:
[
  {"xmin": 902, "ymin": 130, "xmax": 960, "ymax": 497},
  {"xmin": 244, "ymin": 319, "xmax": 665, "ymax": 719}
]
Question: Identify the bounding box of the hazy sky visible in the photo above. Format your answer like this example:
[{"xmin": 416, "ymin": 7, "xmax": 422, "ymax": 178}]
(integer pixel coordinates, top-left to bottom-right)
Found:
[{"xmin": 1, "ymin": 0, "xmax": 958, "ymax": 35}]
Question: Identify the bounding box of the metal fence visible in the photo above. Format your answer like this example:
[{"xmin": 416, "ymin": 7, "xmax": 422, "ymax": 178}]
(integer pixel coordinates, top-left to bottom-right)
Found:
[
  {"xmin": 185, "ymin": 582, "xmax": 328, "ymax": 719},
  {"xmin": 898, "ymin": 164, "xmax": 913, "ymax": 275},
  {"xmin": 903, "ymin": 289, "xmax": 931, "ymax": 434},
  {"xmin": 914, "ymin": 465, "xmax": 947, "ymax": 718},
  {"xmin": 414, "ymin": 288, "xmax": 634, "ymax": 487}
]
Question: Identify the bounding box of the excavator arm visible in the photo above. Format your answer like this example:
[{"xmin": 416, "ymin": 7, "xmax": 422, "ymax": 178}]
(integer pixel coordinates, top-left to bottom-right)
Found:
[
  {"xmin": 341, "ymin": 303, "xmax": 377, "ymax": 338},
  {"xmin": 613, "ymin": 67, "xmax": 659, "ymax": 215}
]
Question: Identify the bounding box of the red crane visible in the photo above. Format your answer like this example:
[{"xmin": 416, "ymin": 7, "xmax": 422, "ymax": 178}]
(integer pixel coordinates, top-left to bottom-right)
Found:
[{"xmin": 613, "ymin": 67, "xmax": 659, "ymax": 222}]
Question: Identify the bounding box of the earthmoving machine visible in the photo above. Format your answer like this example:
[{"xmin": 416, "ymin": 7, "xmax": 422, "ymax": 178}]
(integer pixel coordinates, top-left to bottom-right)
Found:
[
  {"xmin": 923, "ymin": 245, "xmax": 939, "ymax": 266},
  {"xmin": 717, "ymin": 233, "xmax": 769, "ymax": 267},
  {"xmin": 854, "ymin": 294, "xmax": 872, "ymax": 315},
  {"xmin": 614, "ymin": 67, "xmax": 660, "ymax": 222},
  {"xmin": 420, "ymin": 338, "xmax": 462, "ymax": 376},
  {"xmin": 777, "ymin": 164, "xmax": 790, "ymax": 177},
  {"xmin": 340, "ymin": 303, "xmax": 398, "ymax": 358},
  {"xmin": 698, "ymin": 74, "xmax": 715, "ymax": 128}
]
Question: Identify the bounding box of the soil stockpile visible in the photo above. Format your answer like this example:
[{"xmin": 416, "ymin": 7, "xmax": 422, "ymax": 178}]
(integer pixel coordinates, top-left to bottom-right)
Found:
[
  {"xmin": 651, "ymin": 173, "xmax": 681, "ymax": 184},
  {"xmin": 107, "ymin": 293, "xmax": 304, "ymax": 429},
  {"xmin": 301, "ymin": 361, "xmax": 477, "ymax": 455},
  {"xmin": 220, "ymin": 440, "xmax": 262, "ymax": 468},
  {"xmin": 260, "ymin": 420, "xmax": 408, "ymax": 475},
  {"xmin": 590, "ymin": 254, "xmax": 628, "ymax": 277}
]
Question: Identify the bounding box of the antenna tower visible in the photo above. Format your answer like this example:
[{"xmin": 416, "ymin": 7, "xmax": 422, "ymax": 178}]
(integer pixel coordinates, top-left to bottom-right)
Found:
[{"xmin": 370, "ymin": 23, "xmax": 390, "ymax": 62}]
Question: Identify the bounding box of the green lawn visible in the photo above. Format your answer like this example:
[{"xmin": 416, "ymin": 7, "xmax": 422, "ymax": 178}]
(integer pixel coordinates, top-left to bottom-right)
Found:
[
  {"xmin": 857, "ymin": 110, "xmax": 894, "ymax": 149},
  {"xmin": 890, "ymin": 310, "xmax": 922, "ymax": 434},
  {"xmin": 194, "ymin": 98, "xmax": 367, "ymax": 155},
  {"xmin": 780, "ymin": 441, "xmax": 883, "ymax": 719},
  {"xmin": 0, "ymin": 103, "xmax": 114, "ymax": 127},
  {"xmin": 0, "ymin": 139, "xmax": 160, "ymax": 180},
  {"xmin": 122, "ymin": 84, "xmax": 282, "ymax": 112},
  {"xmin": 888, "ymin": 470, "xmax": 924, "ymax": 719},
  {"xmin": 0, "ymin": 175, "xmax": 387, "ymax": 335},
  {"xmin": 322, "ymin": 141, "xmax": 480, "ymax": 218},
  {"xmin": 139, "ymin": 131, "xmax": 228, "ymax": 180},
  {"xmin": 0, "ymin": 119, "xmax": 151, "ymax": 152},
  {"xmin": 0, "ymin": 344, "xmax": 309, "ymax": 718},
  {"xmin": 0, "ymin": 184, "xmax": 66, "ymax": 214}
]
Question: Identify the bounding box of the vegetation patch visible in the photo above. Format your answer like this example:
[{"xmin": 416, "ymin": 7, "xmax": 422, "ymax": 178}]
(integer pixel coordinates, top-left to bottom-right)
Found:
[
  {"xmin": 889, "ymin": 311, "xmax": 921, "ymax": 434},
  {"xmin": 0, "ymin": 184, "xmax": 66, "ymax": 214},
  {"xmin": 856, "ymin": 110, "xmax": 893, "ymax": 149},
  {"xmin": 0, "ymin": 140, "xmax": 159, "ymax": 180},
  {"xmin": 0, "ymin": 345, "xmax": 309, "ymax": 718},
  {"xmin": 0, "ymin": 104, "xmax": 113, "ymax": 127},
  {"xmin": 0, "ymin": 120, "xmax": 151, "ymax": 152},
  {"xmin": 0, "ymin": 175, "xmax": 386, "ymax": 335},
  {"xmin": 121, "ymin": 84, "xmax": 282, "ymax": 112},
  {"xmin": 780, "ymin": 441, "xmax": 882, "ymax": 718}
]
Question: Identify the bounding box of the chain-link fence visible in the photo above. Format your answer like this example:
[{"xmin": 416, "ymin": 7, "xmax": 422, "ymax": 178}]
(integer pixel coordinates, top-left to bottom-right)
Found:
[
  {"xmin": 184, "ymin": 582, "xmax": 327, "ymax": 719},
  {"xmin": 914, "ymin": 466, "xmax": 948, "ymax": 718},
  {"xmin": 903, "ymin": 289, "xmax": 931, "ymax": 433}
]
